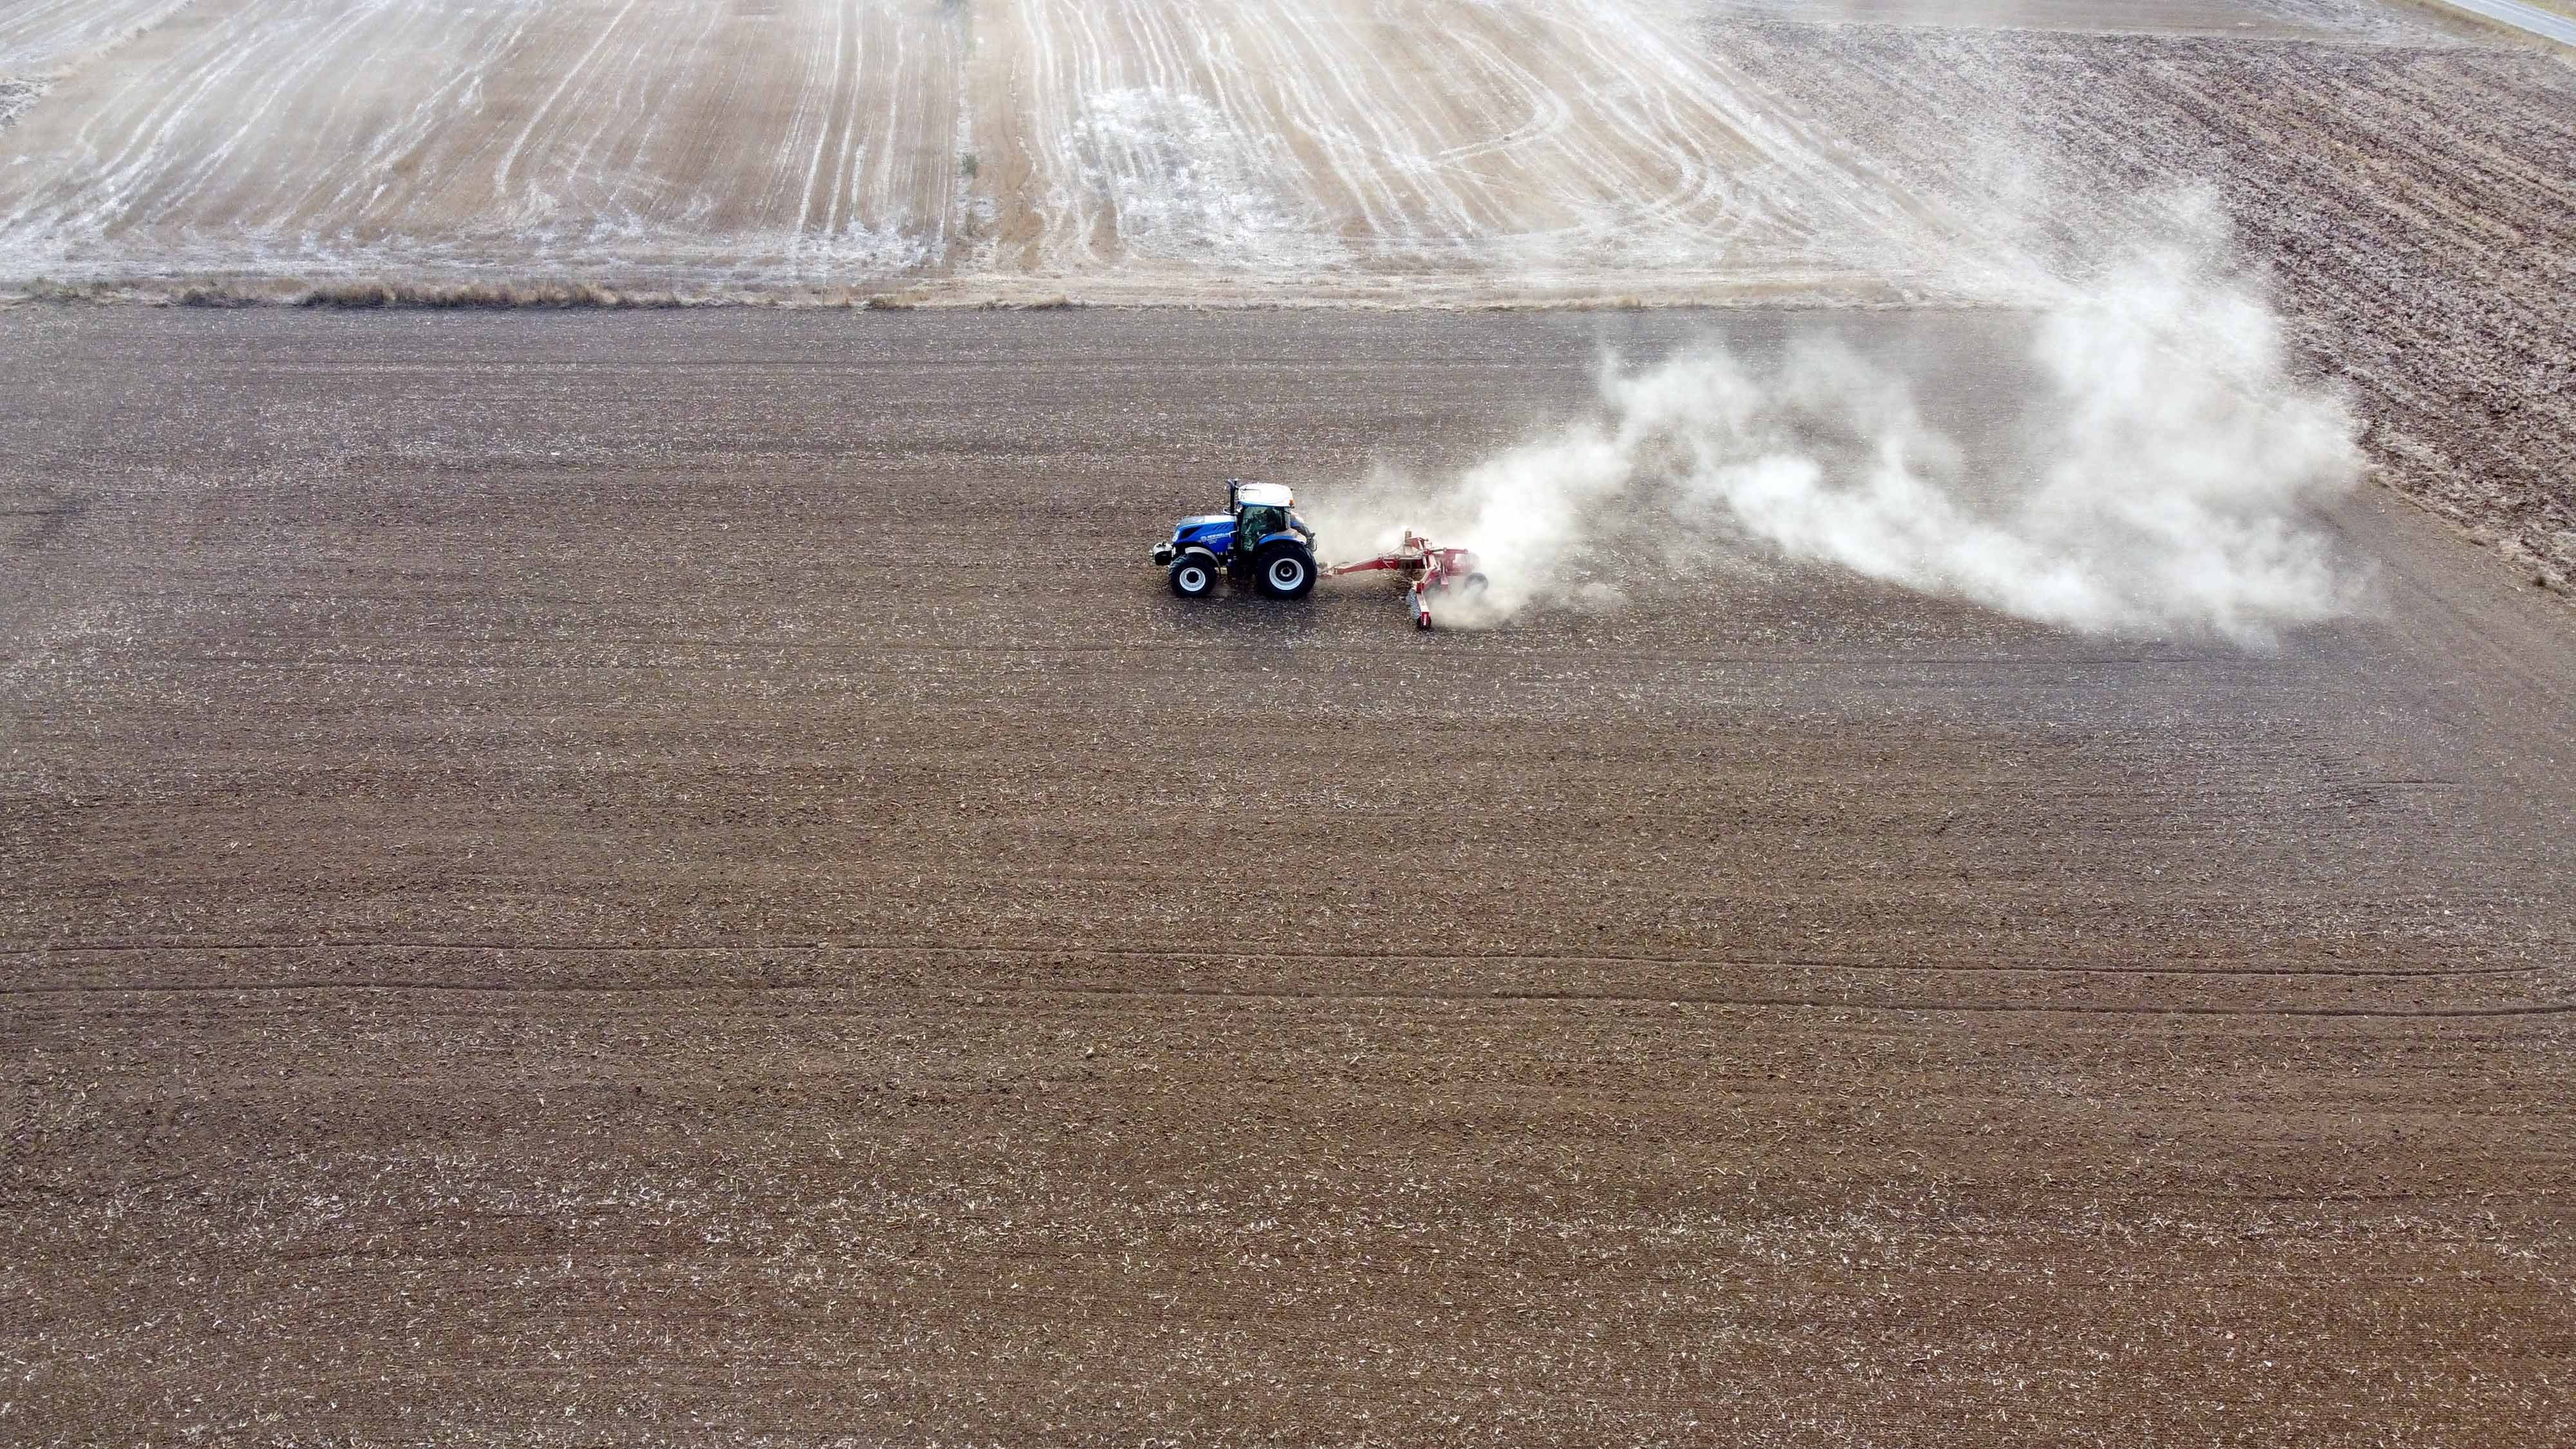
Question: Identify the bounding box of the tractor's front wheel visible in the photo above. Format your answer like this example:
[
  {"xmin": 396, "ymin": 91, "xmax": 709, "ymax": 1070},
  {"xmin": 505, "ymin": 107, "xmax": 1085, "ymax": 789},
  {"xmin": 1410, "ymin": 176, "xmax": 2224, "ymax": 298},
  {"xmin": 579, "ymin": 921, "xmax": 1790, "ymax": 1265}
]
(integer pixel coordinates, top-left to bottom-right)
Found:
[
  {"xmin": 1168, "ymin": 553, "xmax": 1218, "ymax": 598},
  {"xmin": 1253, "ymin": 543, "xmax": 1316, "ymax": 600}
]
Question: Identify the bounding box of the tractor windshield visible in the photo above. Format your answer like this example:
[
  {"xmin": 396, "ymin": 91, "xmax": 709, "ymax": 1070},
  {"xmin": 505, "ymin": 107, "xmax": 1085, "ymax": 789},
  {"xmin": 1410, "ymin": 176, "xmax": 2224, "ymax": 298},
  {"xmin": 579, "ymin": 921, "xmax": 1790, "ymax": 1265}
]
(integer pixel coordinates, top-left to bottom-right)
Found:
[{"xmin": 1238, "ymin": 503, "xmax": 1289, "ymax": 542}]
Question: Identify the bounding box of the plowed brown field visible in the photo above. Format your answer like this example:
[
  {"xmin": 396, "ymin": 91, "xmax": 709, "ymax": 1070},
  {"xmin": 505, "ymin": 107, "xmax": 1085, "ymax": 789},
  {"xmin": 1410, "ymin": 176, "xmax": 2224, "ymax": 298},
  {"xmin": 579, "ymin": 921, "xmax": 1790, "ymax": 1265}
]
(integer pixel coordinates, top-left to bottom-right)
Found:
[{"xmin": 5, "ymin": 307, "xmax": 2572, "ymax": 1444}]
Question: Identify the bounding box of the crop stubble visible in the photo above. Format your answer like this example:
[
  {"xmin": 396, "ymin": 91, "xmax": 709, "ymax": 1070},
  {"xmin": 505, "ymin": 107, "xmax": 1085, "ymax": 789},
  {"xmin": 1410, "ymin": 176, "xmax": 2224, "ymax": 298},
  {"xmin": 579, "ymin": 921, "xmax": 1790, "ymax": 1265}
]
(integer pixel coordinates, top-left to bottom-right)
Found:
[
  {"xmin": 2, "ymin": 308, "xmax": 2573, "ymax": 1443},
  {"xmin": 0, "ymin": 0, "xmax": 2509, "ymax": 302}
]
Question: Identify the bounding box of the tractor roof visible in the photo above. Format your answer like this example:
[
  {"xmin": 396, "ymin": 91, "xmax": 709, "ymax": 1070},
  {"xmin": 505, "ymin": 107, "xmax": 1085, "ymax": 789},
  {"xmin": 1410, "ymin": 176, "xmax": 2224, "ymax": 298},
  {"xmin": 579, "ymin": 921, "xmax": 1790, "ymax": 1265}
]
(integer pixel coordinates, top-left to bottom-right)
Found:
[{"xmin": 1235, "ymin": 482, "xmax": 1294, "ymax": 507}]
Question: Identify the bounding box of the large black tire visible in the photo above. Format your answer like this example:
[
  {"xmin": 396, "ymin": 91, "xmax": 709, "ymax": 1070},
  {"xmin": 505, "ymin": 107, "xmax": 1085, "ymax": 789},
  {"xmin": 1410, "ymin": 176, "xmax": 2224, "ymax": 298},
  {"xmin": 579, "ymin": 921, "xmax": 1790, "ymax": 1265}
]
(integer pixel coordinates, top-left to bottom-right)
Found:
[
  {"xmin": 1168, "ymin": 551, "xmax": 1218, "ymax": 598},
  {"xmin": 1252, "ymin": 542, "xmax": 1317, "ymax": 600}
]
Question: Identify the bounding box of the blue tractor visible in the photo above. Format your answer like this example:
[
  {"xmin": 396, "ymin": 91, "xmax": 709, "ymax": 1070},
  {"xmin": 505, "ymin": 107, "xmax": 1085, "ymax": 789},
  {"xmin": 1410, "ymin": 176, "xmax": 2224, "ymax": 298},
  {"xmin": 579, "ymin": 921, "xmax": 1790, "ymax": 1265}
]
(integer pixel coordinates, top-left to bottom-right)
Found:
[{"xmin": 1150, "ymin": 480, "xmax": 1320, "ymax": 600}]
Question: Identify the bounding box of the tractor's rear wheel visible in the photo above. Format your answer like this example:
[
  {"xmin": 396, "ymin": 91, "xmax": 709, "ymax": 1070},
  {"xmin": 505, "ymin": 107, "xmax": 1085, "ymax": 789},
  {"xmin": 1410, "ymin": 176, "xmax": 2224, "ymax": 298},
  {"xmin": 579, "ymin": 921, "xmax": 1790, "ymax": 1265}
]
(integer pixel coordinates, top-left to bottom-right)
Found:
[
  {"xmin": 1253, "ymin": 544, "xmax": 1316, "ymax": 600},
  {"xmin": 1168, "ymin": 553, "xmax": 1218, "ymax": 598}
]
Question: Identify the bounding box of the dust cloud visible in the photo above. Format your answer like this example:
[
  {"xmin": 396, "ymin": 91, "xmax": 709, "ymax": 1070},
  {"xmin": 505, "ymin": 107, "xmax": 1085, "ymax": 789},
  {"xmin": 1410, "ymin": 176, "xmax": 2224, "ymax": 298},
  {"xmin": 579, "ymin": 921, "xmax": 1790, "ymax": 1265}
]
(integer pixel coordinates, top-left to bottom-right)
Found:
[{"xmin": 1312, "ymin": 200, "xmax": 2369, "ymax": 645}]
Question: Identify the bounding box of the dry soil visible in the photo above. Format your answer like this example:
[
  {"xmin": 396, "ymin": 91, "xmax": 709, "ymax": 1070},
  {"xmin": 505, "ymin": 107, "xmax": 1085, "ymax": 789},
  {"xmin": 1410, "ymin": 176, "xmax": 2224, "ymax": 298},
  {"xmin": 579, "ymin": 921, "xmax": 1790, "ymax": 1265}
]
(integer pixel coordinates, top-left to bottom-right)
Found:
[{"xmin": 3, "ymin": 307, "xmax": 2572, "ymax": 1444}]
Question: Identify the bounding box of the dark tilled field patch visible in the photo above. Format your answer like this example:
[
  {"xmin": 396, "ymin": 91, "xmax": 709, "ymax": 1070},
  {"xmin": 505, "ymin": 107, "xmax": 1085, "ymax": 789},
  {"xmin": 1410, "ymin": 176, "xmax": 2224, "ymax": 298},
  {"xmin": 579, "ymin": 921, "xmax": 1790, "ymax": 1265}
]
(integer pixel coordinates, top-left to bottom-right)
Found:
[{"xmin": 2, "ymin": 308, "xmax": 2572, "ymax": 1445}]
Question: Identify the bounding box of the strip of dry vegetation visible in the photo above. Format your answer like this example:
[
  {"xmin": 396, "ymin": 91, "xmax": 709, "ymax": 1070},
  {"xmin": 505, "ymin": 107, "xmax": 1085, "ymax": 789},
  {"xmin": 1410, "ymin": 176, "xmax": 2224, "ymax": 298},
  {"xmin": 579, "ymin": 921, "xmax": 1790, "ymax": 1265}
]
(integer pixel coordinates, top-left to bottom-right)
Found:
[
  {"xmin": 34, "ymin": 277, "xmax": 696, "ymax": 308},
  {"xmin": 1718, "ymin": 21, "xmax": 2576, "ymax": 592},
  {"xmin": 290, "ymin": 279, "xmax": 681, "ymax": 310}
]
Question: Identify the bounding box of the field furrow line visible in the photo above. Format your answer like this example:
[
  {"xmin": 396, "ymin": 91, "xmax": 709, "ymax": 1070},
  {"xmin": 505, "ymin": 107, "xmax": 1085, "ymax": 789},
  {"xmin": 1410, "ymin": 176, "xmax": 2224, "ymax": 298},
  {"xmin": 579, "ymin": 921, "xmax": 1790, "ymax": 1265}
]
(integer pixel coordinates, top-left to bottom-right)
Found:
[{"xmin": 489, "ymin": 0, "xmax": 641, "ymax": 207}]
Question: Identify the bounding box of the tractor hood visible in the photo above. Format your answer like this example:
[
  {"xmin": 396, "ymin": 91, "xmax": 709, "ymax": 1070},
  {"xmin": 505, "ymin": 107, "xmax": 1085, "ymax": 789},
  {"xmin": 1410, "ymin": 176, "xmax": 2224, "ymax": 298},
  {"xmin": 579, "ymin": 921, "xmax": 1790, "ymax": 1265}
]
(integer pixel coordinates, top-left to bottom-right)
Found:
[{"xmin": 1172, "ymin": 515, "xmax": 1235, "ymax": 550}]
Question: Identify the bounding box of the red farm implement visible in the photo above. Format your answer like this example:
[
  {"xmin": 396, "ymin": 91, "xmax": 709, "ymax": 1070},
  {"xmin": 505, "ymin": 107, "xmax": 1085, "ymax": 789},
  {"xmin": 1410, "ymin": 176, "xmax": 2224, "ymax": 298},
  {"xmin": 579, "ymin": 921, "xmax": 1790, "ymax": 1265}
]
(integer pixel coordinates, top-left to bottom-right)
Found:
[{"xmin": 1323, "ymin": 531, "xmax": 1488, "ymax": 630}]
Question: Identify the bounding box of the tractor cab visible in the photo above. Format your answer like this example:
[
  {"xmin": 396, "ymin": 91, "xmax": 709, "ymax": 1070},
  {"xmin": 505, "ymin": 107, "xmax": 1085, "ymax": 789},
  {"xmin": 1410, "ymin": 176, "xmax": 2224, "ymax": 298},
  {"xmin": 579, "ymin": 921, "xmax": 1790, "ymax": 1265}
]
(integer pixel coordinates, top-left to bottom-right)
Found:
[{"xmin": 1229, "ymin": 480, "xmax": 1313, "ymax": 556}]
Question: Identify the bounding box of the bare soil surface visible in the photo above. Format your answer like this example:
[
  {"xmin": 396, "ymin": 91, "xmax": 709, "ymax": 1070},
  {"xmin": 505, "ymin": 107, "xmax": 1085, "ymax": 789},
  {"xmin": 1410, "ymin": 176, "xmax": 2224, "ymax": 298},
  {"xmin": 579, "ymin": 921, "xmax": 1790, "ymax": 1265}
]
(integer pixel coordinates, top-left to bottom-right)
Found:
[{"xmin": 4, "ymin": 308, "xmax": 2573, "ymax": 1444}]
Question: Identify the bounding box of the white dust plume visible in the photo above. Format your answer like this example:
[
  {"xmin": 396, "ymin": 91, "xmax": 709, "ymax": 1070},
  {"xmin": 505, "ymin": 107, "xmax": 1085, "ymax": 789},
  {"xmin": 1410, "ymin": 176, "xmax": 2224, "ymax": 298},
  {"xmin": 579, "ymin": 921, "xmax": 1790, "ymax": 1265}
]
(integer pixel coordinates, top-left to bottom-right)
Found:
[{"xmin": 1313, "ymin": 213, "xmax": 2370, "ymax": 645}]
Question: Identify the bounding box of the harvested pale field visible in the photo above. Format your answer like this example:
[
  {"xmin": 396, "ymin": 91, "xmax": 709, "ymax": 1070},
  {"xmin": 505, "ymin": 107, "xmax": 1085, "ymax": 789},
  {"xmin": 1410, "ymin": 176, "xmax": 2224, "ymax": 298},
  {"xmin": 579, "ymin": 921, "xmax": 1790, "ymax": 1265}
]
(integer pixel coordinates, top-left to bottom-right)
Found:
[
  {"xmin": 0, "ymin": 0, "xmax": 970, "ymax": 286},
  {"xmin": 0, "ymin": 0, "xmax": 2485, "ymax": 304},
  {"xmin": 0, "ymin": 0, "xmax": 197, "ymax": 71},
  {"xmin": 0, "ymin": 0, "xmax": 1882, "ymax": 299},
  {"xmin": 5, "ymin": 305, "xmax": 2575, "ymax": 1446}
]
